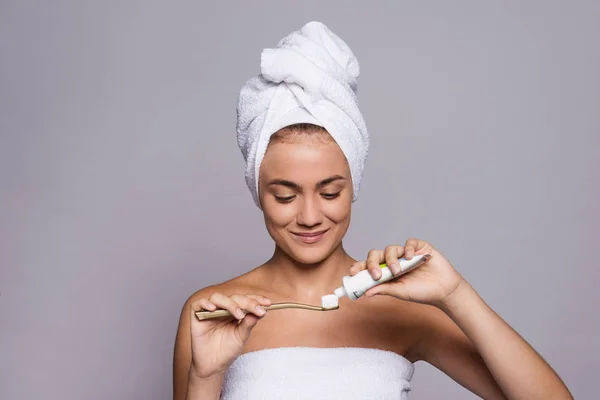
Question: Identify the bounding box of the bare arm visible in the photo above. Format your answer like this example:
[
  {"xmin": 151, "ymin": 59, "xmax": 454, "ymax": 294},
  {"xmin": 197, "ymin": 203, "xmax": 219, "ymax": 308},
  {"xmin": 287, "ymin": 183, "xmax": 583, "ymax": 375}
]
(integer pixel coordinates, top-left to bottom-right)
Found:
[
  {"xmin": 361, "ymin": 240, "xmax": 573, "ymax": 399},
  {"xmin": 418, "ymin": 281, "xmax": 573, "ymax": 399},
  {"xmin": 185, "ymin": 374, "xmax": 223, "ymax": 400},
  {"xmin": 173, "ymin": 293, "xmax": 222, "ymax": 400},
  {"xmin": 409, "ymin": 305, "xmax": 507, "ymax": 399}
]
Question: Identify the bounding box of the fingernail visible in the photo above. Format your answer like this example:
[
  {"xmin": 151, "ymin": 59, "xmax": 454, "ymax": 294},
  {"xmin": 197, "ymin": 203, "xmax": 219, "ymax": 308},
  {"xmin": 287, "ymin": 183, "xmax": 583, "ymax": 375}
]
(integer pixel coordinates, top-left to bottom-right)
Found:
[
  {"xmin": 255, "ymin": 306, "xmax": 266, "ymax": 316},
  {"xmin": 390, "ymin": 263, "xmax": 400, "ymax": 275},
  {"xmin": 236, "ymin": 308, "xmax": 245, "ymax": 319}
]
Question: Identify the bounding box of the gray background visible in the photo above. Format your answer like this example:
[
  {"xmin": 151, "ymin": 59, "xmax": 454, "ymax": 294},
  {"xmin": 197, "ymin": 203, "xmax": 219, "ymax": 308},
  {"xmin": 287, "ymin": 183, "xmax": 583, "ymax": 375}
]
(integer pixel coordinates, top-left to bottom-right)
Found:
[{"xmin": 1, "ymin": 1, "xmax": 598, "ymax": 399}]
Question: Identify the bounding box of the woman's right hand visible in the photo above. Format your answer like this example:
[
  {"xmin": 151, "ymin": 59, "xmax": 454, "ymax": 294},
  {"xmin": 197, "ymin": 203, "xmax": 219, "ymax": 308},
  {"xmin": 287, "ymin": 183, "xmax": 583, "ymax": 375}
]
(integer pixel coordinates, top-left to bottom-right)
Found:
[{"xmin": 188, "ymin": 293, "xmax": 271, "ymax": 380}]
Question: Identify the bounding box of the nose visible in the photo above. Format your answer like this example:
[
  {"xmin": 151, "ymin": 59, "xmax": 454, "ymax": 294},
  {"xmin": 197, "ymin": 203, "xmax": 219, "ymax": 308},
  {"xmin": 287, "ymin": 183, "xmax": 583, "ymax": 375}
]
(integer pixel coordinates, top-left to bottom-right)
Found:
[{"xmin": 296, "ymin": 196, "xmax": 323, "ymax": 228}]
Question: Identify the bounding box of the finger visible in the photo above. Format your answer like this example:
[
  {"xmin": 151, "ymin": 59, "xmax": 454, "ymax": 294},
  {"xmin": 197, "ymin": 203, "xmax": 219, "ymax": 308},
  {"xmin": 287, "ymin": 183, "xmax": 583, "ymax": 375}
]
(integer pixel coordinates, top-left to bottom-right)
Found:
[
  {"xmin": 189, "ymin": 298, "xmax": 218, "ymax": 313},
  {"xmin": 235, "ymin": 313, "xmax": 261, "ymax": 342},
  {"xmin": 246, "ymin": 294, "xmax": 272, "ymax": 307},
  {"xmin": 230, "ymin": 294, "xmax": 267, "ymax": 318},
  {"xmin": 189, "ymin": 298, "xmax": 218, "ymax": 324},
  {"xmin": 404, "ymin": 238, "xmax": 420, "ymax": 259},
  {"xmin": 349, "ymin": 260, "xmax": 367, "ymax": 275},
  {"xmin": 366, "ymin": 249, "xmax": 385, "ymax": 280},
  {"xmin": 384, "ymin": 245, "xmax": 404, "ymax": 275},
  {"xmin": 208, "ymin": 292, "xmax": 246, "ymax": 320}
]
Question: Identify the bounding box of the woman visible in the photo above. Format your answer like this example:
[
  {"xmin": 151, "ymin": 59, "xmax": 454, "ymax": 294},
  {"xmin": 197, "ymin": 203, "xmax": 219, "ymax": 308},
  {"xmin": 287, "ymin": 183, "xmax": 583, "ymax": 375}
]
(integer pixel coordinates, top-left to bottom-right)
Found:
[{"xmin": 173, "ymin": 22, "xmax": 572, "ymax": 399}]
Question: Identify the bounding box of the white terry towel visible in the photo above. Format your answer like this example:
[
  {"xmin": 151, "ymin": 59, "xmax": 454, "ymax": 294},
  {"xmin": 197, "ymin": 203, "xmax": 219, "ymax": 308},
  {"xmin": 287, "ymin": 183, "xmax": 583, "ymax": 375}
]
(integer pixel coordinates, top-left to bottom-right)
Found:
[
  {"xmin": 221, "ymin": 347, "xmax": 415, "ymax": 400},
  {"xmin": 236, "ymin": 21, "xmax": 370, "ymax": 208}
]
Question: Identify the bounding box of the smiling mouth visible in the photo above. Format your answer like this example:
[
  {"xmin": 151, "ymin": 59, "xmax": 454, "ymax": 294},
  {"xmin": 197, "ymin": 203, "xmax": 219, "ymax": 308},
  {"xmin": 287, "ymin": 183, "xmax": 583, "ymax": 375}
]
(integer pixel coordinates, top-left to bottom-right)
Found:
[{"xmin": 291, "ymin": 229, "xmax": 330, "ymax": 243}]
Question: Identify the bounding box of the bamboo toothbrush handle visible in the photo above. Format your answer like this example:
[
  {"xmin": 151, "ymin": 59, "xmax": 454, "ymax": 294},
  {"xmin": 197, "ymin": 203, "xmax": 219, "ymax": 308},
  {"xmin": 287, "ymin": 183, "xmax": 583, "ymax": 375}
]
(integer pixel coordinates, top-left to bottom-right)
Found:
[
  {"xmin": 266, "ymin": 302, "xmax": 324, "ymax": 311},
  {"xmin": 195, "ymin": 302, "xmax": 330, "ymax": 321}
]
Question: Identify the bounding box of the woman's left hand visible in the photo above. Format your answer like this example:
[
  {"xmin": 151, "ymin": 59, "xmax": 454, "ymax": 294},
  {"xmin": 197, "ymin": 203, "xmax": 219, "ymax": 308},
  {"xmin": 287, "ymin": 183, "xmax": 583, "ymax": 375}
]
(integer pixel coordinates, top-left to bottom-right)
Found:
[{"xmin": 349, "ymin": 239, "xmax": 466, "ymax": 307}]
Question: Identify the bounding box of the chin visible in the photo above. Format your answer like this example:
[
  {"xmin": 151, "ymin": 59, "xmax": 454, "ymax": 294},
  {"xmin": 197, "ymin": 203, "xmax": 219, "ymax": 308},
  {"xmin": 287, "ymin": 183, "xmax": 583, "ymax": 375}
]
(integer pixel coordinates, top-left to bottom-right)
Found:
[
  {"xmin": 290, "ymin": 250, "xmax": 329, "ymax": 265},
  {"xmin": 285, "ymin": 239, "xmax": 339, "ymax": 266}
]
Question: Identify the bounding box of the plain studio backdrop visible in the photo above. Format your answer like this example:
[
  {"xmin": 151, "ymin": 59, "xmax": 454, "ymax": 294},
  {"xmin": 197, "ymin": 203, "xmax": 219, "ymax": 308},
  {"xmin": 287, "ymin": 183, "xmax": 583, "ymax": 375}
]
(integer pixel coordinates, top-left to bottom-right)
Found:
[{"xmin": 1, "ymin": 1, "xmax": 599, "ymax": 399}]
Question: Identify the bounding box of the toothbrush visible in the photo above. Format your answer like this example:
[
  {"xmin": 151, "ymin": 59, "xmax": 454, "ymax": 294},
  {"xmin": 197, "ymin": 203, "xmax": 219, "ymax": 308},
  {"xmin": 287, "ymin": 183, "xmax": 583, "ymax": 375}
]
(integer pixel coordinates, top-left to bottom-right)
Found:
[{"xmin": 195, "ymin": 300, "xmax": 339, "ymax": 321}]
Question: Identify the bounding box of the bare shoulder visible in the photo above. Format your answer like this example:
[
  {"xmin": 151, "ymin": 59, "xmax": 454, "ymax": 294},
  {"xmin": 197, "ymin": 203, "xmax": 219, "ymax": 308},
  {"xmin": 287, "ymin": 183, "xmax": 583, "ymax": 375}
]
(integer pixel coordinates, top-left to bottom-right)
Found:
[
  {"xmin": 183, "ymin": 267, "xmax": 272, "ymax": 307},
  {"xmin": 341, "ymin": 295, "xmax": 441, "ymax": 362},
  {"xmin": 395, "ymin": 300, "xmax": 473, "ymax": 364},
  {"xmin": 369, "ymin": 298, "xmax": 457, "ymax": 363}
]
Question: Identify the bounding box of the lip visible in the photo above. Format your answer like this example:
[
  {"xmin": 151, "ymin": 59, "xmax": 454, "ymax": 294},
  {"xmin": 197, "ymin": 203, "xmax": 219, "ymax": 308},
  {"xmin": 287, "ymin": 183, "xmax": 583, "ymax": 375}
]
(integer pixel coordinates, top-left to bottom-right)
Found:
[{"xmin": 291, "ymin": 229, "xmax": 329, "ymax": 244}]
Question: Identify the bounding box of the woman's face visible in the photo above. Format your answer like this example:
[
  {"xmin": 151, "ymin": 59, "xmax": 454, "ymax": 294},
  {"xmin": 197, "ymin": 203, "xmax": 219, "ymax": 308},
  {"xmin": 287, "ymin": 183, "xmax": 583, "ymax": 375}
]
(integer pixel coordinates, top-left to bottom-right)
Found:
[{"xmin": 258, "ymin": 134, "xmax": 353, "ymax": 265}]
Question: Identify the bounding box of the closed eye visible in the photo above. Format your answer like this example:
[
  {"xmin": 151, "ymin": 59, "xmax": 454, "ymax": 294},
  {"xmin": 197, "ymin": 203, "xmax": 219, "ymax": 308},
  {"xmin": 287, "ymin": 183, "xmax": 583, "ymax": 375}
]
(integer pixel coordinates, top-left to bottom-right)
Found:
[
  {"xmin": 322, "ymin": 192, "xmax": 341, "ymax": 200},
  {"xmin": 275, "ymin": 195, "xmax": 296, "ymax": 203}
]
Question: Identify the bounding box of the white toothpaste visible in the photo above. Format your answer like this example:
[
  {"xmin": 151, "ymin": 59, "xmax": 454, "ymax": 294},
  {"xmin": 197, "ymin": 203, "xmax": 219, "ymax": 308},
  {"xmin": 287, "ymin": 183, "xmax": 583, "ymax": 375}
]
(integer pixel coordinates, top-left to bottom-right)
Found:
[{"xmin": 321, "ymin": 294, "xmax": 339, "ymax": 309}]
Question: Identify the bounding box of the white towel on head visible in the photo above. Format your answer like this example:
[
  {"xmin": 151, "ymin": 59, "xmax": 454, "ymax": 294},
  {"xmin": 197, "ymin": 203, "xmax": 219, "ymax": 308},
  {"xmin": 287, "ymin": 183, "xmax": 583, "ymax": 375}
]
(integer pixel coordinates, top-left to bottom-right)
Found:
[
  {"xmin": 236, "ymin": 21, "xmax": 370, "ymax": 208},
  {"xmin": 221, "ymin": 347, "xmax": 415, "ymax": 400}
]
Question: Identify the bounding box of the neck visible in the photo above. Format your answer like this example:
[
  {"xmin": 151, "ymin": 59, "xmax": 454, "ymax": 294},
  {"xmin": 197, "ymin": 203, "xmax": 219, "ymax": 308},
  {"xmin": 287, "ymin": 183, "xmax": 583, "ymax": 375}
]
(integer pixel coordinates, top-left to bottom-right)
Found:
[{"xmin": 264, "ymin": 243, "xmax": 355, "ymax": 302}]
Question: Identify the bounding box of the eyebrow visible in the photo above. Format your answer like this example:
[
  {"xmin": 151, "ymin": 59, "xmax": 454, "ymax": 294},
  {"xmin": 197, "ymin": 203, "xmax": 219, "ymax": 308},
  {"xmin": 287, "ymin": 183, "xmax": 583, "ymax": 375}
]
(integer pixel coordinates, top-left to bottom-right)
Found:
[{"xmin": 267, "ymin": 175, "xmax": 346, "ymax": 190}]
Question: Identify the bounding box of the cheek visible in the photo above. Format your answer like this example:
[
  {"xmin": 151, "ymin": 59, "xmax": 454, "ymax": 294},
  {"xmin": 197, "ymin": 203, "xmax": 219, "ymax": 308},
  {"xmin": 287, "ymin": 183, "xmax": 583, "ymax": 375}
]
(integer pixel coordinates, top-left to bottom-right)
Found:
[
  {"xmin": 324, "ymin": 197, "xmax": 352, "ymax": 223},
  {"xmin": 263, "ymin": 202, "xmax": 297, "ymax": 228}
]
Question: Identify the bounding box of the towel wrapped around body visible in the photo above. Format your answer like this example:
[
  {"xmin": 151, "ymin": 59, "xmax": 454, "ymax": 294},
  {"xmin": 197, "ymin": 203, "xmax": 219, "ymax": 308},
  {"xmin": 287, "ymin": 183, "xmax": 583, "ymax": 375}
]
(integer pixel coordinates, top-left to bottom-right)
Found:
[{"xmin": 221, "ymin": 347, "xmax": 415, "ymax": 400}]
